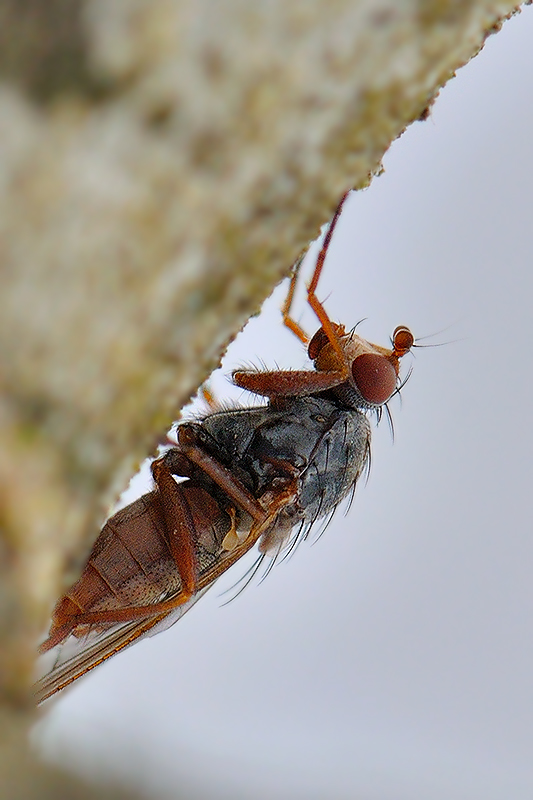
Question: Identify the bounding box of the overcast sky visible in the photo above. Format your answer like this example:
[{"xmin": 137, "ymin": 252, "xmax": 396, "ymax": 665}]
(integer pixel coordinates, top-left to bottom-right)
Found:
[{"xmin": 36, "ymin": 8, "xmax": 533, "ymax": 800}]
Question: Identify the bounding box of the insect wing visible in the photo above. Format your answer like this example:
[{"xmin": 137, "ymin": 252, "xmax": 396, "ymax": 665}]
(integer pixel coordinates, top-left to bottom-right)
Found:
[
  {"xmin": 34, "ymin": 584, "xmax": 215, "ymax": 703},
  {"xmin": 35, "ymin": 479, "xmax": 298, "ymax": 703}
]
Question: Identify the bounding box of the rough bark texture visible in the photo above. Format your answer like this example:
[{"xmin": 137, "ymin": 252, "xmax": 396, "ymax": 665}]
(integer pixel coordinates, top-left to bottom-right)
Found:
[{"xmin": 0, "ymin": 0, "xmax": 524, "ymax": 795}]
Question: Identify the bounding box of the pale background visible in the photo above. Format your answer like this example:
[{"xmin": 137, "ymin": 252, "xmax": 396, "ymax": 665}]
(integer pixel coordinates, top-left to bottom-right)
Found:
[{"xmin": 36, "ymin": 8, "xmax": 533, "ymax": 799}]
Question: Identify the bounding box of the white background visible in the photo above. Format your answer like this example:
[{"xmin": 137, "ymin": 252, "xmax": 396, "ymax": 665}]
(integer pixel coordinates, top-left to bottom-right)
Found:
[{"xmin": 36, "ymin": 8, "xmax": 533, "ymax": 799}]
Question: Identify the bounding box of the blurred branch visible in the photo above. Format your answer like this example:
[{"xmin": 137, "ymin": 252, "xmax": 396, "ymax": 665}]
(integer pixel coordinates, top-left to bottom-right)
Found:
[{"xmin": 0, "ymin": 0, "xmax": 523, "ymax": 795}]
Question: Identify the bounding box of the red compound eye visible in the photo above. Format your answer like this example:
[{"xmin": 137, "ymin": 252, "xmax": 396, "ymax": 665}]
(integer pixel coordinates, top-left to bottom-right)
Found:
[{"xmin": 351, "ymin": 353, "xmax": 397, "ymax": 405}]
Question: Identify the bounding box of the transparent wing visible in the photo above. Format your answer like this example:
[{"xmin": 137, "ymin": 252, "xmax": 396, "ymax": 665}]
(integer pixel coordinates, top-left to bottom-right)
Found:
[
  {"xmin": 34, "ymin": 583, "xmax": 215, "ymax": 703},
  {"xmin": 34, "ymin": 474, "xmax": 301, "ymax": 704}
]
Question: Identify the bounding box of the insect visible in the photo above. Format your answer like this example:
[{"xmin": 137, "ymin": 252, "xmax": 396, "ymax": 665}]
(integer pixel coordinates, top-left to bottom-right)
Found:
[{"xmin": 35, "ymin": 191, "xmax": 414, "ymax": 703}]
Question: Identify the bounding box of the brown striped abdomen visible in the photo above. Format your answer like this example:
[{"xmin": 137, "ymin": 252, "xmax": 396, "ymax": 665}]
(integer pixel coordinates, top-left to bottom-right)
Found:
[{"xmin": 49, "ymin": 485, "xmax": 231, "ymax": 638}]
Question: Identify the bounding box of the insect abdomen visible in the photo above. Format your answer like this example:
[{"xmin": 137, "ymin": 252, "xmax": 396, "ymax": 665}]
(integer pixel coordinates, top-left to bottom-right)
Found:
[{"xmin": 48, "ymin": 485, "xmax": 231, "ymax": 639}]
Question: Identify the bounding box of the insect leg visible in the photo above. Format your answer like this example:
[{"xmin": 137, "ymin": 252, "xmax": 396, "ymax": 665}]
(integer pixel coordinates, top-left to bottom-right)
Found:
[
  {"xmin": 41, "ymin": 425, "xmax": 286, "ymax": 635},
  {"xmin": 193, "ymin": 474, "xmax": 301, "ymax": 587},
  {"xmin": 176, "ymin": 423, "xmax": 268, "ymax": 522},
  {"xmin": 38, "ymin": 464, "xmax": 206, "ymax": 647},
  {"xmin": 279, "ymin": 191, "xmax": 352, "ymax": 372},
  {"xmin": 151, "ymin": 458, "xmax": 197, "ymax": 599},
  {"xmin": 304, "ymin": 191, "xmax": 351, "ymax": 365},
  {"xmin": 281, "ymin": 252, "xmax": 310, "ymax": 345},
  {"xmin": 232, "ymin": 367, "xmax": 346, "ymax": 398}
]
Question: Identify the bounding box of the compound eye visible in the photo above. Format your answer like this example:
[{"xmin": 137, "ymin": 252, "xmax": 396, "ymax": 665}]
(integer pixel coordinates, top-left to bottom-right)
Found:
[
  {"xmin": 352, "ymin": 353, "xmax": 397, "ymax": 405},
  {"xmin": 392, "ymin": 325, "xmax": 414, "ymax": 356}
]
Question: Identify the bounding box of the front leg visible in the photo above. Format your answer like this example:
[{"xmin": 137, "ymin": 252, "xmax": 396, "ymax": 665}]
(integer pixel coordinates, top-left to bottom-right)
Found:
[{"xmin": 232, "ymin": 367, "xmax": 346, "ymax": 398}]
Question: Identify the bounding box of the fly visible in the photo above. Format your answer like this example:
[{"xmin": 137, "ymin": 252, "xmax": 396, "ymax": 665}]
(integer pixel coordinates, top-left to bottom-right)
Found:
[{"xmin": 35, "ymin": 191, "xmax": 414, "ymax": 703}]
